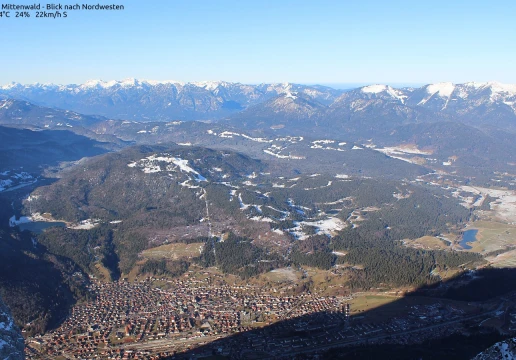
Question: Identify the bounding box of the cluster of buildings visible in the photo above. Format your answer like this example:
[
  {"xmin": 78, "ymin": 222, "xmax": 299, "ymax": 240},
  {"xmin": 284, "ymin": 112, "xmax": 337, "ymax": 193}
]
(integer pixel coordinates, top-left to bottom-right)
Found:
[
  {"xmin": 25, "ymin": 278, "xmax": 351, "ymax": 359},
  {"xmin": 24, "ymin": 275, "xmax": 495, "ymax": 359}
]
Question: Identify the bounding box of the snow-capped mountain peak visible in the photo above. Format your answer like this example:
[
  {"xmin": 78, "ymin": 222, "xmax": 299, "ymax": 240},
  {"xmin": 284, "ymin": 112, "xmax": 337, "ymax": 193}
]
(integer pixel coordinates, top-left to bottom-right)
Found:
[
  {"xmin": 425, "ymin": 82, "xmax": 455, "ymax": 97},
  {"xmin": 80, "ymin": 79, "xmax": 118, "ymax": 89},
  {"xmin": 360, "ymin": 84, "xmax": 407, "ymax": 103},
  {"xmin": 191, "ymin": 80, "xmax": 229, "ymax": 91},
  {"xmin": 361, "ymin": 84, "xmax": 388, "ymax": 94},
  {"xmin": 79, "ymin": 78, "xmax": 186, "ymax": 90},
  {"xmin": 463, "ymin": 81, "xmax": 516, "ymax": 94},
  {"xmin": 0, "ymin": 82, "xmax": 21, "ymax": 90}
]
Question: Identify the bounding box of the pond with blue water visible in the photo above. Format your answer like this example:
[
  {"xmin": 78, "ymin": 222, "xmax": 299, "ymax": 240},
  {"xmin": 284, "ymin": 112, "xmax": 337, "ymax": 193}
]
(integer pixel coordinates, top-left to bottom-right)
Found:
[
  {"xmin": 459, "ymin": 229, "xmax": 478, "ymax": 250},
  {"xmin": 18, "ymin": 221, "xmax": 66, "ymax": 234}
]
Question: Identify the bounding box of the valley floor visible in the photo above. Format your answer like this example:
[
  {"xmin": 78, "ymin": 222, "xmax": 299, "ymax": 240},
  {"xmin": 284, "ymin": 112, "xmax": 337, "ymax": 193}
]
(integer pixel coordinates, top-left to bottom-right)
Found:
[{"xmin": 24, "ymin": 268, "xmax": 516, "ymax": 360}]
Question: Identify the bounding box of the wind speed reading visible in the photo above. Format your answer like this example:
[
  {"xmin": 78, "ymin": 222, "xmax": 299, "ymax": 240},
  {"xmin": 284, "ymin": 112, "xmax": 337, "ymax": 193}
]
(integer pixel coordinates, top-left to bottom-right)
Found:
[{"xmin": 0, "ymin": 3, "xmax": 124, "ymax": 19}]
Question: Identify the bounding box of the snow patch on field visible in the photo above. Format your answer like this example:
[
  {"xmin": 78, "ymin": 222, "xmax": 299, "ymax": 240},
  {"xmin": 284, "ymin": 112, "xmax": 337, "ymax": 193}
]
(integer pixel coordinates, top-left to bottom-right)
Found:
[
  {"xmin": 266, "ymin": 206, "xmax": 289, "ymax": 218},
  {"xmin": 289, "ymin": 217, "xmax": 346, "ymax": 240},
  {"xmin": 275, "ymin": 136, "xmax": 304, "ymax": 143},
  {"xmin": 69, "ymin": 219, "xmax": 101, "ymax": 230},
  {"xmin": 461, "ymin": 186, "xmax": 516, "ymax": 223},
  {"xmin": 332, "ymin": 251, "xmax": 346, "ymax": 256},
  {"xmin": 208, "ymin": 129, "xmax": 272, "ymax": 143},
  {"xmin": 372, "ymin": 146, "xmax": 433, "ymax": 164},
  {"xmin": 393, "ymin": 191, "xmax": 411, "ymax": 200},
  {"xmin": 375, "ymin": 145, "xmax": 432, "ymax": 156},
  {"xmin": 249, "ymin": 216, "xmax": 275, "ymax": 223},
  {"xmin": 179, "ymin": 180, "xmax": 200, "ymax": 189},
  {"xmin": 219, "ymin": 131, "xmax": 239, "ymax": 138},
  {"xmin": 240, "ymin": 134, "xmax": 273, "ymax": 143},
  {"xmin": 128, "ymin": 154, "xmax": 206, "ymax": 181},
  {"xmin": 238, "ymin": 193, "xmax": 249, "ymax": 210},
  {"xmin": 9, "ymin": 215, "xmax": 32, "ymax": 227},
  {"xmin": 263, "ymin": 148, "xmax": 305, "ymax": 160},
  {"xmin": 304, "ymin": 181, "xmax": 332, "ymax": 190},
  {"xmin": 9, "ymin": 212, "xmax": 64, "ymax": 227},
  {"xmin": 310, "ymin": 140, "xmax": 346, "ymax": 152},
  {"xmin": 0, "ymin": 172, "xmax": 37, "ymax": 192}
]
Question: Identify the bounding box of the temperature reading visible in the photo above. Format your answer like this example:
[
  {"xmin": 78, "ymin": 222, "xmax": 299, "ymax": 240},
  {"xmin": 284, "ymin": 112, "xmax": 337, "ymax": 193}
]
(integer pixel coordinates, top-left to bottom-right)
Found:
[{"xmin": 0, "ymin": 3, "xmax": 124, "ymax": 19}]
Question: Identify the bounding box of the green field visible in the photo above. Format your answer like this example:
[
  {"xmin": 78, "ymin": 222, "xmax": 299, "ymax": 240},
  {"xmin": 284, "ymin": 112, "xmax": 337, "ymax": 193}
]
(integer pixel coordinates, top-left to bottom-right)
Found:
[
  {"xmin": 405, "ymin": 235, "xmax": 450, "ymax": 250},
  {"xmin": 141, "ymin": 242, "xmax": 205, "ymax": 260},
  {"xmin": 261, "ymin": 267, "xmax": 301, "ymax": 283},
  {"xmin": 350, "ymin": 294, "xmax": 398, "ymax": 314},
  {"xmin": 464, "ymin": 221, "xmax": 516, "ymax": 255},
  {"xmin": 349, "ymin": 294, "xmax": 479, "ymax": 324},
  {"xmin": 486, "ymin": 249, "xmax": 516, "ymax": 268}
]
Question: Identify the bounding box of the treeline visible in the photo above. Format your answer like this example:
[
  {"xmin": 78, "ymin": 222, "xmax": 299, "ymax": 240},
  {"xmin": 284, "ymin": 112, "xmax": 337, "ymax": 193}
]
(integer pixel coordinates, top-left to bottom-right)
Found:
[
  {"xmin": 36, "ymin": 224, "xmax": 144, "ymax": 276},
  {"xmin": 139, "ymin": 259, "xmax": 190, "ymax": 277},
  {"xmin": 331, "ymin": 227, "xmax": 484, "ymax": 289},
  {"xmin": 29, "ymin": 145, "xmax": 264, "ymax": 225},
  {"xmin": 196, "ymin": 233, "xmax": 285, "ymax": 278},
  {"xmin": 290, "ymin": 250, "xmax": 335, "ymax": 270},
  {"xmin": 290, "ymin": 235, "xmax": 336, "ymax": 270}
]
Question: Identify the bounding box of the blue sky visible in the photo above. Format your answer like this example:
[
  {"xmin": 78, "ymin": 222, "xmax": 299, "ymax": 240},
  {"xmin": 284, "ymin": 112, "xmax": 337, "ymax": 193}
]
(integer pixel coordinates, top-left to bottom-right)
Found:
[{"xmin": 2, "ymin": 0, "xmax": 515, "ymax": 85}]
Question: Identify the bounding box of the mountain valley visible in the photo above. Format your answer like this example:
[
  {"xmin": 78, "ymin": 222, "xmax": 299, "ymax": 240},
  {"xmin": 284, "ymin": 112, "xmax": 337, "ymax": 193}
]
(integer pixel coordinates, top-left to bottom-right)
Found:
[{"xmin": 1, "ymin": 80, "xmax": 516, "ymax": 359}]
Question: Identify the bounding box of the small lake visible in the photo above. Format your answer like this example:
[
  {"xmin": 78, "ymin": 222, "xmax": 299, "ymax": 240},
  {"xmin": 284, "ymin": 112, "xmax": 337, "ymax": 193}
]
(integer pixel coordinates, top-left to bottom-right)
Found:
[
  {"xmin": 459, "ymin": 229, "xmax": 478, "ymax": 250},
  {"xmin": 18, "ymin": 221, "xmax": 66, "ymax": 234}
]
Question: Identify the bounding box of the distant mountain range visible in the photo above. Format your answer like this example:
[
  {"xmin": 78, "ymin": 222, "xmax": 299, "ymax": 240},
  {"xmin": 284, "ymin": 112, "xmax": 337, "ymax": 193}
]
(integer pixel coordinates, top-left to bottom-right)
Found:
[
  {"xmin": 0, "ymin": 79, "xmax": 341, "ymax": 121},
  {"xmin": 1, "ymin": 79, "xmax": 516, "ymax": 188},
  {"xmin": 230, "ymin": 82, "xmax": 516, "ymax": 133},
  {"xmin": 1, "ymin": 80, "xmax": 515, "ymax": 129}
]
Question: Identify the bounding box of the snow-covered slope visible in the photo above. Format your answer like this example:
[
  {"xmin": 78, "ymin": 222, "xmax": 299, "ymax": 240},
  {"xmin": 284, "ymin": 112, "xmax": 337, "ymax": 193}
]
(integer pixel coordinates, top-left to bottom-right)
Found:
[
  {"xmin": 0, "ymin": 297, "xmax": 24, "ymax": 360},
  {"xmin": 472, "ymin": 338, "xmax": 516, "ymax": 360}
]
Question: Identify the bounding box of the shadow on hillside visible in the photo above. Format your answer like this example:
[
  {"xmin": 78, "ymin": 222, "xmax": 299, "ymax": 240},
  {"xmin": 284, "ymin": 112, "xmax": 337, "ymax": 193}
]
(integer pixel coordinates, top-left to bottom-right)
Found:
[
  {"xmin": 0, "ymin": 126, "xmax": 116, "ymax": 334},
  {"xmin": 0, "ymin": 126, "xmax": 112, "ymax": 172},
  {"xmin": 171, "ymin": 267, "xmax": 516, "ymax": 360},
  {"xmin": 0, "ymin": 225, "xmax": 88, "ymax": 336}
]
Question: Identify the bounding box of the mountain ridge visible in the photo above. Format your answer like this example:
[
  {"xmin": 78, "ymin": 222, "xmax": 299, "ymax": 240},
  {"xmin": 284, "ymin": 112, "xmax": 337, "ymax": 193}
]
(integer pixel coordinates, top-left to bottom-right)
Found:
[{"xmin": 2, "ymin": 79, "xmax": 515, "ymax": 125}]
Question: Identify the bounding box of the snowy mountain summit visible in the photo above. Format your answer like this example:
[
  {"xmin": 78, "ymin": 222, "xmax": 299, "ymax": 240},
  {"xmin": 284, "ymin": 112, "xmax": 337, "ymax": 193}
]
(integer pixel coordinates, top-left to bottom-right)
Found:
[{"xmin": 0, "ymin": 80, "xmax": 515, "ymax": 125}]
